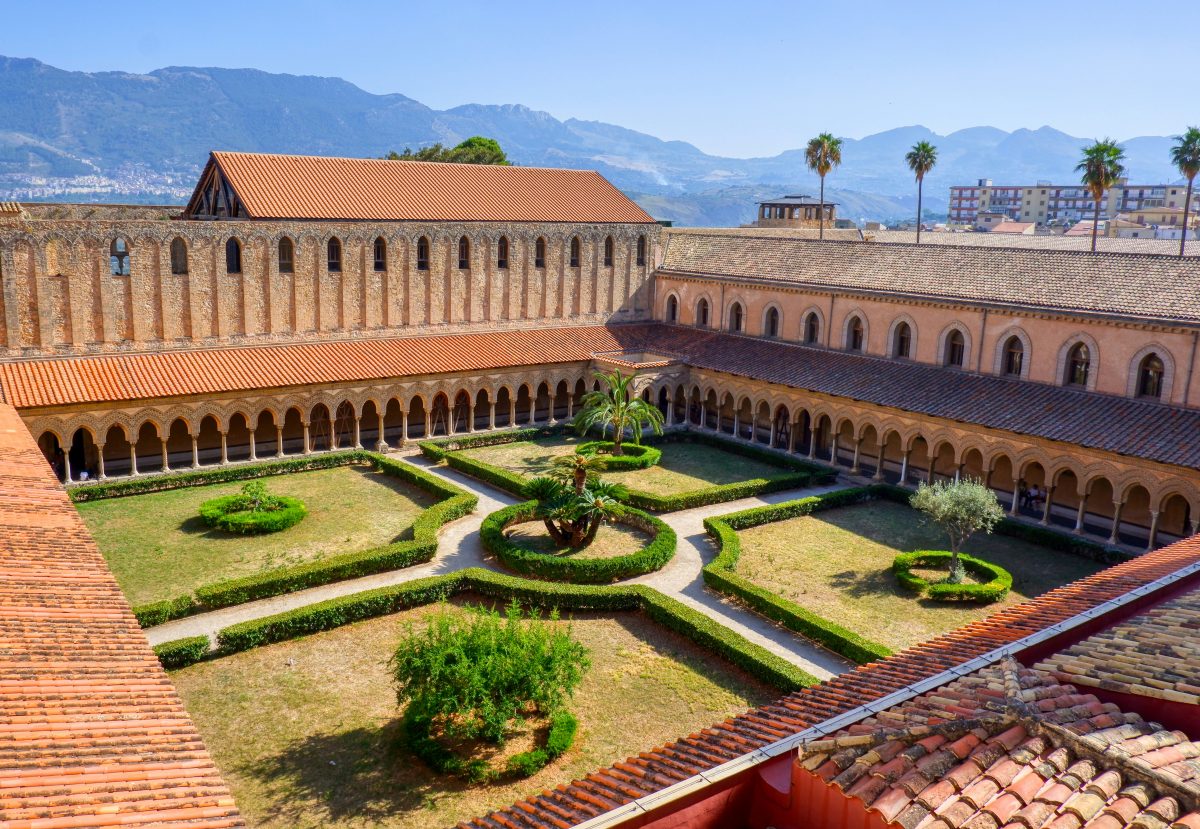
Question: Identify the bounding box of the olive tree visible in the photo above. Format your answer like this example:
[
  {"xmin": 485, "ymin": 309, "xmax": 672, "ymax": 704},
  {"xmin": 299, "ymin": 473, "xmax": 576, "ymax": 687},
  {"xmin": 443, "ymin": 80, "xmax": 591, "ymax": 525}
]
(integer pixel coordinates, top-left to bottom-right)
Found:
[{"xmin": 909, "ymin": 478, "xmax": 1005, "ymax": 583}]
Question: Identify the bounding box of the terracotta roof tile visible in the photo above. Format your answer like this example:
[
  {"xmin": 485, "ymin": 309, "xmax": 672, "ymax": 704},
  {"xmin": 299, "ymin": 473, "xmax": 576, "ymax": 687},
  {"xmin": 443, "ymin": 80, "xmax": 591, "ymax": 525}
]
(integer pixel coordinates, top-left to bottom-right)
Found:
[
  {"xmin": 0, "ymin": 403, "xmax": 242, "ymax": 827},
  {"xmin": 194, "ymin": 151, "xmax": 656, "ymax": 223}
]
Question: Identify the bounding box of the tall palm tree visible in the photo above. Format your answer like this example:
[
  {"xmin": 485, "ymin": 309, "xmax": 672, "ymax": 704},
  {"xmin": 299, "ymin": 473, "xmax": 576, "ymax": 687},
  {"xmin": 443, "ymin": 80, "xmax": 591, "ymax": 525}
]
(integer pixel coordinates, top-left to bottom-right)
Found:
[
  {"xmin": 804, "ymin": 133, "xmax": 843, "ymax": 240},
  {"xmin": 905, "ymin": 141, "xmax": 938, "ymax": 244},
  {"xmin": 573, "ymin": 370, "xmax": 664, "ymax": 455},
  {"xmin": 1075, "ymin": 139, "xmax": 1126, "ymax": 253},
  {"xmin": 1170, "ymin": 127, "xmax": 1200, "ymax": 257}
]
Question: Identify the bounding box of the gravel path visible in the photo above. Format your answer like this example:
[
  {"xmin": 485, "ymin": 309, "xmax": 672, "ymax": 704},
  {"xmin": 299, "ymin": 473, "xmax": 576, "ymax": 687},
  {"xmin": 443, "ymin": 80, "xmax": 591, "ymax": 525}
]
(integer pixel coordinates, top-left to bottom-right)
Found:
[{"xmin": 147, "ymin": 451, "xmax": 854, "ymax": 681}]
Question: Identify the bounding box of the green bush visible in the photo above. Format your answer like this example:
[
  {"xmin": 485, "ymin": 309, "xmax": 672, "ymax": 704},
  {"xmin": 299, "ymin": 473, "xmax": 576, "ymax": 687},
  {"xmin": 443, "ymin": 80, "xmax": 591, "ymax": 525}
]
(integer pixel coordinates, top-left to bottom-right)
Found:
[
  {"xmin": 892, "ymin": 551, "xmax": 1013, "ymax": 603},
  {"xmin": 132, "ymin": 594, "xmax": 198, "ymax": 627},
  {"xmin": 153, "ymin": 635, "xmax": 210, "ymax": 669},
  {"xmin": 506, "ymin": 709, "xmax": 578, "ymax": 777},
  {"xmin": 576, "ymin": 440, "xmax": 662, "ymax": 470},
  {"xmin": 199, "ymin": 493, "xmax": 308, "ymax": 534},
  {"xmin": 213, "ymin": 568, "xmax": 815, "ymax": 691},
  {"xmin": 481, "ymin": 502, "xmax": 676, "ymax": 583}
]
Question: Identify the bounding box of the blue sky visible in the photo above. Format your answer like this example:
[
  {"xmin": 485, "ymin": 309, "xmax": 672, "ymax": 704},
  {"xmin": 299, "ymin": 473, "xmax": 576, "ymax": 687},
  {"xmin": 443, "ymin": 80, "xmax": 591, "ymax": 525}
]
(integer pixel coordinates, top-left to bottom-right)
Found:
[{"xmin": 3, "ymin": 0, "xmax": 1196, "ymax": 157}]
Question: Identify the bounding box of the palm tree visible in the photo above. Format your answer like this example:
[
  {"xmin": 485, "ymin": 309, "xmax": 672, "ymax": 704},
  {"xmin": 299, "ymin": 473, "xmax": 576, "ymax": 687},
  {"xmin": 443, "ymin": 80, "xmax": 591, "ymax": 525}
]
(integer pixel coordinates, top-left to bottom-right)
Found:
[
  {"xmin": 1170, "ymin": 127, "xmax": 1200, "ymax": 257},
  {"xmin": 552, "ymin": 449, "xmax": 606, "ymax": 495},
  {"xmin": 523, "ymin": 476, "xmax": 626, "ymax": 548},
  {"xmin": 804, "ymin": 133, "xmax": 843, "ymax": 240},
  {"xmin": 1075, "ymin": 139, "xmax": 1126, "ymax": 252},
  {"xmin": 905, "ymin": 141, "xmax": 938, "ymax": 243},
  {"xmin": 573, "ymin": 370, "xmax": 665, "ymax": 455}
]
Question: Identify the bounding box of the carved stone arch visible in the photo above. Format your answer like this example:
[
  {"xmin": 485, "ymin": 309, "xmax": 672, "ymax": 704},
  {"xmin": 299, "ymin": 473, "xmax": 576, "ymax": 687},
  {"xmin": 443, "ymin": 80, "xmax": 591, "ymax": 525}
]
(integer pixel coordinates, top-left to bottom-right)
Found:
[
  {"xmin": 936, "ymin": 321, "xmax": 973, "ymax": 368},
  {"xmin": 1156, "ymin": 484, "xmax": 1200, "ymax": 517},
  {"xmin": 724, "ymin": 293, "xmax": 749, "ymax": 332},
  {"xmin": 1054, "ymin": 332, "xmax": 1101, "ymax": 390},
  {"xmin": 133, "ymin": 414, "xmax": 169, "ymax": 440},
  {"xmin": 841, "ymin": 307, "xmax": 870, "ymax": 350},
  {"xmin": 93, "ymin": 412, "xmax": 129, "ymax": 443},
  {"xmin": 832, "ymin": 413, "xmax": 857, "ymax": 437},
  {"xmin": 855, "ymin": 414, "xmax": 885, "ymax": 440},
  {"xmin": 31, "ymin": 420, "xmax": 69, "ymax": 448},
  {"xmin": 1076, "ymin": 461, "xmax": 1121, "ymax": 492},
  {"xmin": 1125, "ymin": 343, "xmax": 1176, "ymax": 400},
  {"xmin": 978, "ymin": 439, "xmax": 1018, "ymax": 472},
  {"xmin": 798, "ymin": 305, "xmax": 826, "ymax": 342},
  {"xmin": 1013, "ymin": 449, "xmax": 1052, "ymax": 480},
  {"xmin": 885, "ymin": 313, "xmax": 919, "ymax": 358},
  {"xmin": 1048, "ymin": 458, "xmax": 1086, "ymax": 490},
  {"xmin": 190, "ymin": 405, "xmax": 227, "ymax": 435},
  {"xmin": 661, "ymin": 289, "xmax": 683, "ymax": 322},
  {"xmin": 1115, "ymin": 472, "xmax": 1162, "ymax": 503},
  {"xmin": 760, "ymin": 301, "xmax": 784, "ymax": 337},
  {"xmin": 992, "ymin": 326, "xmax": 1033, "ymax": 379}
]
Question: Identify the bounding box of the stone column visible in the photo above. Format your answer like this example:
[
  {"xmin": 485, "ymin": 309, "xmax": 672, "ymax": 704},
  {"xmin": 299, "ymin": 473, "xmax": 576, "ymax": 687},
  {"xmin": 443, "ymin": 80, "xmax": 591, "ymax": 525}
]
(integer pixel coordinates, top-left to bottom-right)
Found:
[
  {"xmin": 96, "ymin": 444, "xmax": 107, "ymax": 481},
  {"xmin": 354, "ymin": 416, "xmax": 362, "ymax": 449},
  {"xmin": 401, "ymin": 411, "xmax": 409, "ymax": 445},
  {"xmin": 249, "ymin": 430, "xmax": 257, "ymax": 461},
  {"xmin": 1146, "ymin": 511, "xmax": 1160, "ymax": 552},
  {"xmin": 732, "ymin": 412, "xmax": 740, "ymax": 438},
  {"xmin": 1010, "ymin": 480, "xmax": 1021, "ymax": 515},
  {"xmin": 489, "ymin": 402, "xmax": 497, "ymax": 430},
  {"xmin": 130, "ymin": 444, "xmax": 139, "ymax": 476},
  {"xmin": 1109, "ymin": 502, "xmax": 1123, "ymax": 544},
  {"xmin": 547, "ymin": 395, "xmax": 556, "ymax": 425},
  {"xmin": 528, "ymin": 402, "xmax": 536, "ymax": 426},
  {"xmin": 872, "ymin": 439, "xmax": 886, "ymax": 481},
  {"xmin": 219, "ymin": 431, "xmax": 228, "ymax": 465},
  {"xmin": 787, "ymin": 424, "xmax": 796, "ymax": 454},
  {"xmin": 160, "ymin": 440, "xmax": 169, "ymax": 473},
  {"xmin": 376, "ymin": 411, "xmax": 388, "ymax": 452},
  {"xmin": 302, "ymin": 422, "xmax": 311, "ymax": 455},
  {"xmin": 467, "ymin": 403, "xmax": 475, "ymax": 433},
  {"xmin": 849, "ymin": 440, "xmax": 861, "ymax": 475},
  {"xmin": 62, "ymin": 451, "xmax": 72, "ymax": 483},
  {"xmin": 899, "ymin": 450, "xmax": 909, "ymax": 484},
  {"xmin": 1073, "ymin": 491, "xmax": 1088, "ymax": 534},
  {"xmin": 666, "ymin": 399, "xmax": 674, "ymax": 426},
  {"xmin": 1040, "ymin": 486, "xmax": 1055, "ymax": 525},
  {"xmin": 831, "ymin": 435, "xmax": 840, "ymax": 467},
  {"xmin": 327, "ymin": 416, "xmax": 336, "ymax": 450},
  {"xmin": 567, "ymin": 395, "xmax": 574, "ymax": 421},
  {"xmin": 190, "ymin": 435, "xmax": 200, "ymax": 469},
  {"xmin": 954, "ymin": 465, "xmax": 962, "ymax": 483},
  {"xmin": 276, "ymin": 426, "xmax": 285, "ymax": 458},
  {"xmin": 808, "ymin": 427, "xmax": 818, "ymax": 461},
  {"xmin": 509, "ymin": 400, "xmax": 516, "ymax": 426}
]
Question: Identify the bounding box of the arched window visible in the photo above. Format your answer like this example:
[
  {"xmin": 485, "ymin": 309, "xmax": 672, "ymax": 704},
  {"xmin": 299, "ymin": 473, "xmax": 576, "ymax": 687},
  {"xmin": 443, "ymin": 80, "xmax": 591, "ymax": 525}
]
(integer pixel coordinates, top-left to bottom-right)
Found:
[
  {"xmin": 696, "ymin": 298, "xmax": 710, "ymax": 327},
  {"xmin": 416, "ymin": 236, "xmax": 430, "ymax": 271},
  {"xmin": 666, "ymin": 295, "xmax": 678, "ymax": 323},
  {"xmin": 1002, "ymin": 336, "xmax": 1024, "ymax": 377},
  {"xmin": 893, "ymin": 321, "xmax": 912, "ymax": 358},
  {"xmin": 764, "ymin": 307, "xmax": 780, "ymax": 338},
  {"xmin": 169, "ymin": 237, "xmax": 188, "ymax": 275},
  {"xmin": 327, "ymin": 237, "xmax": 342, "ymax": 272},
  {"xmin": 458, "ymin": 236, "xmax": 470, "ymax": 269},
  {"xmin": 804, "ymin": 312, "xmax": 821, "ymax": 344},
  {"xmin": 944, "ymin": 329, "xmax": 966, "ymax": 367},
  {"xmin": 636, "ymin": 235, "xmax": 647, "ymax": 265},
  {"xmin": 846, "ymin": 316, "xmax": 864, "ymax": 351},
  {"xmin": 225, "ymin": 237, "xmax": 242, "ymax": 274},
  {"xmin": 1138, "ymin": 353, "xmax": 1165, "ymax": 398},
  {"xmin": 497, "ymin": 236, "xmax": 509, "ymax": 269},
  {"xmin": 729, "ymin": 302, "xmax": 744, "ymax": 332},
  {"xmin": 604, "ymin": 236, "xmax": 614, "ymax": 267},
  {"xmin": 109, "ymin": 238, "xmax": 130, "ymax": 276},
  {"xmin": 373, "ymin": 237, "xmax": 387, "ymax": 272},
  {"xmin": 1065, "ymin": 343, "xmax": 1090, "ymax": 387},
  {"xmin": 535, "ymin": 237, "xmax": 546, "ymax": 268},
  {"xmin": 278, "ymin": 237, "xmax": 294, "ymax": 273},
  {"xmin": 569, "ymin": 236, "xmax": 581, "ymax": 267}
]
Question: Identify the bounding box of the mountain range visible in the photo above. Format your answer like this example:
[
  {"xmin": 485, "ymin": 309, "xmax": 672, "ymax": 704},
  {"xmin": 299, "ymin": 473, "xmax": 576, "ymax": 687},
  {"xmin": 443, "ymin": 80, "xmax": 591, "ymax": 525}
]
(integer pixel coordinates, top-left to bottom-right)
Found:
[{"xmin": 0, "ymin": 56, "xmax": 1186, "ymax": 226}]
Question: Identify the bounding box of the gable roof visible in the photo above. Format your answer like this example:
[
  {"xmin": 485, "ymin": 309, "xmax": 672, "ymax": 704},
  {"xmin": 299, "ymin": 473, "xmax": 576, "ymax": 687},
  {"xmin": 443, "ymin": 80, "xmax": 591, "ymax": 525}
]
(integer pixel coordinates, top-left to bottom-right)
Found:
[
  {"xmin": 660, "ymin": 230, "xmax": 1200, "ymax": 324},
  {"xmin": 184, "ymin": 151, "xmax": 657, "ymax": 224}
]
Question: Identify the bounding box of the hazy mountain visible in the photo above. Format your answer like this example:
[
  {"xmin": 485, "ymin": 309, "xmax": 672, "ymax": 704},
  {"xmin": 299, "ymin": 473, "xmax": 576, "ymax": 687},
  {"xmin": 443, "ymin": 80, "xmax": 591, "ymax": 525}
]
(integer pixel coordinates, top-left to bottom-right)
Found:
[{"xmin": 0, "ymin": 56, "xmax": 1186, "ymax": 225}]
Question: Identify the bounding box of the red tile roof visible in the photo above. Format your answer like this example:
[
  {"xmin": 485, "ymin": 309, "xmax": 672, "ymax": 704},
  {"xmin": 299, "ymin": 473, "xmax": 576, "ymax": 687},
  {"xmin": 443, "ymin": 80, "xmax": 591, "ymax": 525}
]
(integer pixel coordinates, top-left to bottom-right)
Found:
[
  {"xmin": 190, "ymin": 151, "xmax": 657, "ymax": 223},
  {"xmin": 465, "ymin": 537, "xmax": 1200, "ymax": 829},
  {"xmin": 0, "ymin": 403, "xmax": 243, "ymax": 828}
]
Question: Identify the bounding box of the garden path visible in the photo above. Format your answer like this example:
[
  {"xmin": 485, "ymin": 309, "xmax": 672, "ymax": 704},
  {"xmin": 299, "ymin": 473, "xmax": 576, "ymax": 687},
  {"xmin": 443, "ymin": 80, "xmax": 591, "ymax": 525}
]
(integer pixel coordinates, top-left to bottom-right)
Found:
[{"xmin": 146, "ymin": 452, "xmax": 854, "ymax": 681}]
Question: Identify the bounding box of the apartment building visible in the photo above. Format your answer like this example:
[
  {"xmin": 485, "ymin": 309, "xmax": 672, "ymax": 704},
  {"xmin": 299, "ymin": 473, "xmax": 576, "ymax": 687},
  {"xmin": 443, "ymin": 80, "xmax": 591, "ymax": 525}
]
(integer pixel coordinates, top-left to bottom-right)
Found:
[{"xmin": 949, "ymin": 177, "xmax": 1200, "ymax": 226}]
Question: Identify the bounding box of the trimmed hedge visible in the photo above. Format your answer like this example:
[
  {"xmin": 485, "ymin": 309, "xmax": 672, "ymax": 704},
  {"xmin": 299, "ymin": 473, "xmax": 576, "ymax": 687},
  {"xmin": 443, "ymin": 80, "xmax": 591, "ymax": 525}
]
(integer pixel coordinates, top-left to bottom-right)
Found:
[
  {"xmin": 419, "ymin": 425, "xmax": 566, "ymax": 462},
  {"xmin": 153, "ymin": 635, "xmax": 211, "ymax": 669},
  {"xmin": 213, "ymin": 568, "xmax": 816, "ymax": 691},
  {"xmin": 892, "ymin": 551, "xmax": 1013, "ymax": 603},
  {"xmin": 114, "ymin": 452, "xmax": 475, "ymax": 625},
  {"xmin": 199, "ymin": 494, "xmax": 307, "ymax": 534},
  {"xmin": 703, "ymin": 486, "xmax": 894, "ymax": 665},
  {"xmin": 481, "ymin": 502, "xmax": 676, "ymax": 583},
  {"xmin": 576, "ymin": 440, "xmax": 662, "ymax": 471}
]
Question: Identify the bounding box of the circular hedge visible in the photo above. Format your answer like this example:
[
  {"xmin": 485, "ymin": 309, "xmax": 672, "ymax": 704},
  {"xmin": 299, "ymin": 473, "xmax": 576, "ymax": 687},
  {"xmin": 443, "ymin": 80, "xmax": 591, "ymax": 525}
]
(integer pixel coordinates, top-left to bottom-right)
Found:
[
  {"xmin": 481, "ymin": 501, "xmax": 676, "ymax": 583},
  {"xmin": 576, "ymin": 440, "xmax": 662, "ymax": 471},
  {"xmin": 404, "ymin": 705, "xmax": 578, "ymax": 782},
  {"xmin": 892, "ymin": 551, "xmax": 1012, "ymax": 603},
  {"xmin": 199, "ymin": 494, "xmax": 307, "ymax": 535}
]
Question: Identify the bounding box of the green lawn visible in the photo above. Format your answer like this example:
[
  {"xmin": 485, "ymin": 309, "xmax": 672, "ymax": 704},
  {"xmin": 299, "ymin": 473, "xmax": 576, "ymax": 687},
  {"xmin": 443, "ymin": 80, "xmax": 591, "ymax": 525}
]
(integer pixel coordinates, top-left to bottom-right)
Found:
[
  {"xmin": 170, "ymin": 599, "xmax": 772, "ymax": 829},
  {"xmin": 734, "ymin": 500, "xmax": 1105, "ymax": 652},
  {"xmin": 504, "ymin": 520, "xmax": 652, "ymax": 560},
  {"xmin": 460, "ymin": 436, "xmax": 788, "ymax": 496},
  {"xmin": 77, "ymin": 466, "xmax": 436, "ymax": 605}
]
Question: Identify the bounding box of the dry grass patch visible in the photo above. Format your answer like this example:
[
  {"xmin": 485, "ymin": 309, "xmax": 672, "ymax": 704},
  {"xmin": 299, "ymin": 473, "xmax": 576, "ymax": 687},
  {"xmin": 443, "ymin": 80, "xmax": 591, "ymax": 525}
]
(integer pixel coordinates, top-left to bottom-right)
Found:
[
  {"xmin": 734, "ymin": 500, "xmax": 1104, "ymax": 652},
  {"xmin": 170, "ymin": 598, "xmax": 772, "ymax": 829},
  {"xmin": 77, "ymin": 466, "xmax": 435, "ymax": 606},
  {"xmin": 503, "ymin": 521, "xmax": 653, "ymax": 560}
]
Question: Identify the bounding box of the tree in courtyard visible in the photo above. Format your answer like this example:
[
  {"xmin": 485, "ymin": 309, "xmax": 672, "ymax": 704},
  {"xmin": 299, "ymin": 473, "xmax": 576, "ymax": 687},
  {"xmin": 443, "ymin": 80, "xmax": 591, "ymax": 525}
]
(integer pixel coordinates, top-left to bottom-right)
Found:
[
  {"xmin": 1170, "ymin": 127, "xmax": 1200, "ymax": 258},
  {"xmin": 552, "ymin": 449, "xmax": 607, "ymax": 495},
  {"xmin": 905, "ymin": 141, "xmax": 938, "ymax": 244},
  {"xmin": 391, "ymin": 602, "xmax": 589, "ymax": 744},
  {"xmin": 1075, "ymin": 138, "xmax": 1127, "ymax": 253},
  {"xmin": 909, "ymin": 478, "xmax": 1005, "ymax": 583},
  {"xmin": 238, "ymin": 480, "xmax": 279, "ymax": 512},
  {"xmin": 525, "ymin": 476, "xmax": 626, "ymax": 548},
  {"xmin": 573, "ymin": 370, "xmax": 664, "ymax": 455},
  {"xmin": 804, "ymin": 132, "xmax": 843, "ymax": 240},
  {"xmin": 385, "ymin": 136, "xmax": 511, "ymax": 165}
]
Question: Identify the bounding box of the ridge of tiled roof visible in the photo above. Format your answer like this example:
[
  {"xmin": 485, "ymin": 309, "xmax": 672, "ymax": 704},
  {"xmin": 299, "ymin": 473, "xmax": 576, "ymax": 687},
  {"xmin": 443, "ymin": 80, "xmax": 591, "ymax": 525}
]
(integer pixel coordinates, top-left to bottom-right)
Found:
[
  {"xmin": 197, "ymin": 151, "xmax": 657, "ymax": 223},
  {"xmin": 0, "ymin": 402, "xmax": 244, "ymax": 828},
  {"xmin": 796, "ymin": 660, "xmax": 1200, "ymax": 829},
  {"xmin": 466, "ymin": 537, "xmax": 1200, "ymax": 829},
  {"xmin": 659, "ymin": 230, "xmax": 1200, "ymax": 322},
  {"xmin": 1035, "ymin": 586, "xmax": 1200, "ymax": 707}
]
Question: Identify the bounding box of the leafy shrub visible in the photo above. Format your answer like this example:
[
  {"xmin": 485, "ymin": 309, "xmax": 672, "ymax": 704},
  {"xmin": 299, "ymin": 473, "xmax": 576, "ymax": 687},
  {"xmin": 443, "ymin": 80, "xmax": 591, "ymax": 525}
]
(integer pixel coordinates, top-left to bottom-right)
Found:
[
  {"xmin": 132, "ymin": 594, "xmax": 198, "ymax": 627},
  {"xmin": 892, "ymin": 551, "xmax": 1012, "ymax": 603},
  {"xmin": 576, "ymin": 440, "xmax": 662, "ymax": 470},
  {"xmin": 506, "ymin": 710, "xmax": 578, "ymax": 777},
  {"xmin": 153, "ymin": 635, "xmax": 210, "ymax": 669},
  {"xmin": 481, "ymin": 501, "xmax": 676, "ymax": 583},
  {"xmin": 199, "ymin": 492, "xmax": 307, "ymax": 535}
]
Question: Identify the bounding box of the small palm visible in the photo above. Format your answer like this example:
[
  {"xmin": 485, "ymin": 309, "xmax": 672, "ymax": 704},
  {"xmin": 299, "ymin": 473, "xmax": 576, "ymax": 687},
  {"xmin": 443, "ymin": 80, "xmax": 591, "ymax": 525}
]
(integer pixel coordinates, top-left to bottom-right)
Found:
[{"xmin": 573, "ymin": 370, "xmax": 665, "ymax": 455}]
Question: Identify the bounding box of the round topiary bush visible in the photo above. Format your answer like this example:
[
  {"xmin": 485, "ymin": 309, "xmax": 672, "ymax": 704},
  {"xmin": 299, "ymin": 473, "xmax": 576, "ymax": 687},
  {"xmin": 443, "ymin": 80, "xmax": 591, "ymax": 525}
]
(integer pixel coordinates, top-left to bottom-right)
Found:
[
  {"xmin": 576, "ymin": 440, "xmax": 662, "ymax": 471},
  {"xmin": 892, "ymin": 551, "xmax": 1012, "ymax": 603},
  {"xmin": 199, "ymin": 480, "xmax": 306, "ymax": 535},
  {"xmin": 481, "ymin": 501, "xmax": 676, "ymax": 583}
]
